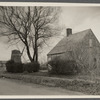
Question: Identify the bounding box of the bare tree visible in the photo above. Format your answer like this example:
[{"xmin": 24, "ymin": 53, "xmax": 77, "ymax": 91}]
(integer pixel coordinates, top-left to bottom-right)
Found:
[{"xmin": 0, "ymin": 6, "xmax": 61, "ymax": 62}]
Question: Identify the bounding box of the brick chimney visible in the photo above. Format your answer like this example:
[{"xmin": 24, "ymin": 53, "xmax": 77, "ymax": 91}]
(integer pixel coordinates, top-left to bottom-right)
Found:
[{"xmin": 66, "ymin": 28, "xmax": 72, "ymax": 37}]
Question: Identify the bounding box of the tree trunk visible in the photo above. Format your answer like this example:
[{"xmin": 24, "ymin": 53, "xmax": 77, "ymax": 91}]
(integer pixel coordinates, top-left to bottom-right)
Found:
[
  {"xmin": 26, "ymin": 44, "xmax": 33, "ymax": 62},
  {"xmin": 34, "ymin": 42, "xmax": 38, "ymax": 62},
  {"xmin": 34, "ymin": 32, "xmax": 38, "ymax": 62},
  {"xmin": 35, "ymin": 46, "xmax": 38, "ymax": 62}
]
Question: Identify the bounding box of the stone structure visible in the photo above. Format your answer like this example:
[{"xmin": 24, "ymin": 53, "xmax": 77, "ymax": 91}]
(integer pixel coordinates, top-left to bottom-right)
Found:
[{"xmin": 11, "ymin": 50, "xmax": 21, "ymax": 63}]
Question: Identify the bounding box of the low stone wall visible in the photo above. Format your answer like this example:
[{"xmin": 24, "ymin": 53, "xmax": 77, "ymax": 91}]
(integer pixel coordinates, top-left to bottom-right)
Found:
[{"xmin": 0, "ymin": 73, "xmax": 100, "ymax": 95}]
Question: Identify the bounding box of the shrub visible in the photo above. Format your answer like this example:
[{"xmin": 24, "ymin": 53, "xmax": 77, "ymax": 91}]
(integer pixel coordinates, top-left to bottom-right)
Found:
[
  {"xmin": 48, "ymin": 57, "xmax": 79, "ymax": 75},
  {"xmin": 23, "ymin": 63, "xmax": 33, "ymax": 73},
  {"xmin": 6, "ymin": 60, "xmax": 14, "ymax": 72},
  {"xmin": 6, "ymin": 60, "xmax": 23, "ymax": 73},
  {"xmin": 23, "ymin": 62, "xmax": 40, "ymax": 73},
  {"xmin": 13, "ymin": 63, "xmax": 23, "ymax": 73},
  {"xmin": 32, "ymin": 62, "xmax": 40, "ymax": 72}
]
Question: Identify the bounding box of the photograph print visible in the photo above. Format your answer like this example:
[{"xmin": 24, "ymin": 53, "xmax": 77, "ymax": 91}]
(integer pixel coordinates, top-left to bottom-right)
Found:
[{"xmin": 0, "ymin": 2, "xmax": 100, "ymax": 96}]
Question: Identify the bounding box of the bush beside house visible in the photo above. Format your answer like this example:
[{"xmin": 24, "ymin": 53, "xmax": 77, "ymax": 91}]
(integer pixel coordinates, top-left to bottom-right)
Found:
[{"xmin": 48, "ymin": 57, "xmax": 79, "ymax": 75}]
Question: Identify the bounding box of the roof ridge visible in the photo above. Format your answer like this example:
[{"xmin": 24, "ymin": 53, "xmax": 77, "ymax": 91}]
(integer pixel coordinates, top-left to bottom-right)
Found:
[{"xmin": 72, "ymin": 28, "xmax": 91, "ymax": 35}]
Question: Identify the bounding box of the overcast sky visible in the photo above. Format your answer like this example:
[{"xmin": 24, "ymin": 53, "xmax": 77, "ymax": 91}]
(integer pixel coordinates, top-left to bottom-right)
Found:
[{"xmin": 0, "ymin": 6, "xmax": 100, "ymax": 63}]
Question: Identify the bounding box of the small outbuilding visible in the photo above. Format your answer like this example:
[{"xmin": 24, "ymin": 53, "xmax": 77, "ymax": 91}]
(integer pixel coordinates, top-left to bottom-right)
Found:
[{"xmin": 11, "ymin": 50, "xmax": 22, "ymax": 63}]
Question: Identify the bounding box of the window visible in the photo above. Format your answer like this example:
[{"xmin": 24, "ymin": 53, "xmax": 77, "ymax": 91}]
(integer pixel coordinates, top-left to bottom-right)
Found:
[{"xmin": 89, "ymin": 39, "xmax": 92, "ymax": 47}]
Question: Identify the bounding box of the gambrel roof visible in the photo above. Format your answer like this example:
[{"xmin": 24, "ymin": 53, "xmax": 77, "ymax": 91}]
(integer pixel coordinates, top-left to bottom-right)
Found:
[{"xmin": 47, "ymin": 29, "xmax": 92, "ymax": 55}]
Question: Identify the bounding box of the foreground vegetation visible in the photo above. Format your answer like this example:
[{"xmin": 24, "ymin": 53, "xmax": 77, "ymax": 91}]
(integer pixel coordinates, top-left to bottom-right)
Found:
[
  {"xmin": 4, "ymin": 58, "xmax": 100, "ymax": 95},
  {"xmin": 1, "ymin": 71, "xmax": 100, "ymax": 95}
]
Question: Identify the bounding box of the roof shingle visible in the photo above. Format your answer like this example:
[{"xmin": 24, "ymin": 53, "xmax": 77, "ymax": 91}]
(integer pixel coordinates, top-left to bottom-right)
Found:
[{"xmin": 47, "ymin": 29, "xmax": 91, "ymax": 55}]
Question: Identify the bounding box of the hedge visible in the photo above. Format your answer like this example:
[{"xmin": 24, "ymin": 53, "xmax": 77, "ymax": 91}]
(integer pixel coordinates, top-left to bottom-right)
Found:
[
  {"xmin": 6, "ymin": 60, "xmax": 23, "ymax": 73},
  {"xmin": 48, "ymin": 57, "xmax": 79, "ymax": 75},
  {"xmin": 23, "ymin": 62, "xmax": 40, "ymax": 73}
]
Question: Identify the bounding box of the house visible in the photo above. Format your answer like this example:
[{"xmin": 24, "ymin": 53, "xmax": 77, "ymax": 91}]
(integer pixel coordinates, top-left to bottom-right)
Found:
[{"xmin": 47, "ymin": 28, "xmax": 100, "ymax": 74}]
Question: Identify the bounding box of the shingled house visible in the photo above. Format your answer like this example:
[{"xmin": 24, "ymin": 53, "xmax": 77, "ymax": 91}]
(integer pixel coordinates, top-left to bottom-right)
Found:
[{"xmin": 47, "ymin": 28, "xmax": 100, "ymax": 74}]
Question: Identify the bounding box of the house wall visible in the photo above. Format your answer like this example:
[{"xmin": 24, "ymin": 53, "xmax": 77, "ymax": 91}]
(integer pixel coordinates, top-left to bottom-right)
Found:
[
  {"xmin": 85, "ymin": 31, "xmax": 100, "ymax": 75},
  {"xmin": 72, "ymin": 30, "xmax": 100, "ymax": 75},
  {"xmin": 47, "ymin": 53, "xmax": 65, "ymax": 61},
  {"xmin": 47, "ymin": 51, "xmax": 74, "ymax": 61}
]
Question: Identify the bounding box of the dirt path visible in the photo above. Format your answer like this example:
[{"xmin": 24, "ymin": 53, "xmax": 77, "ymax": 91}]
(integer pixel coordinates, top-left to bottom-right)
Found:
[{"xmin": 0, "ymin": 78, "xmax": 84, "ymax": 95}]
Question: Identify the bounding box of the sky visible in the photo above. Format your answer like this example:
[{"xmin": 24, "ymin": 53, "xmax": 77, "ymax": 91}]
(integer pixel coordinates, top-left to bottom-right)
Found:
[{"xmin": 0, "ymin": 6, "xmax": 100, "ymax": 63}]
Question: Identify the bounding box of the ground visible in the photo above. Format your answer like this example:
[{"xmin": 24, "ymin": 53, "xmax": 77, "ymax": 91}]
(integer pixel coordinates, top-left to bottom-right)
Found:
[
  {"xmin": 0, "ymin": 78, "xmax": 84, "ymax": 95},
  {"xmin": 1, "ymin": 69, "xmax": 100, "ymax": 95}
]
